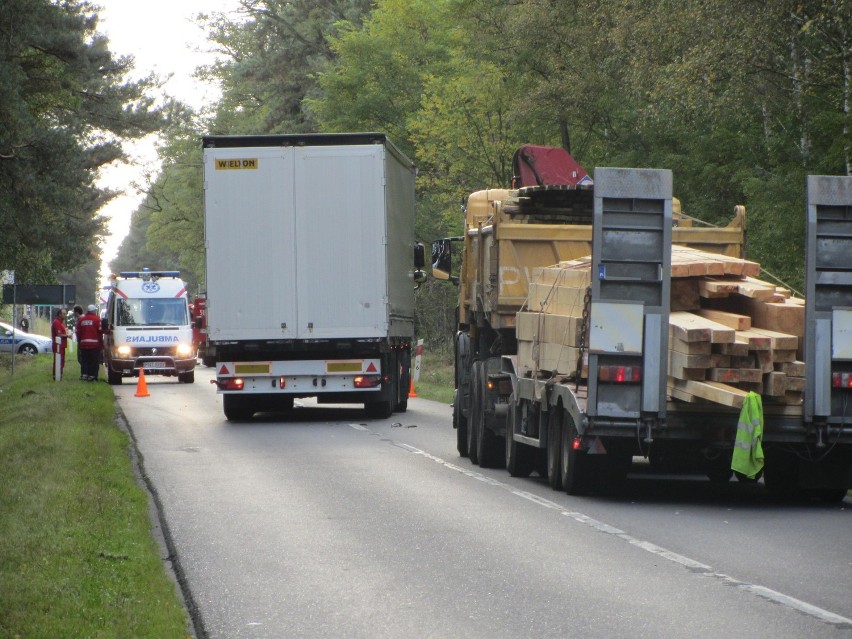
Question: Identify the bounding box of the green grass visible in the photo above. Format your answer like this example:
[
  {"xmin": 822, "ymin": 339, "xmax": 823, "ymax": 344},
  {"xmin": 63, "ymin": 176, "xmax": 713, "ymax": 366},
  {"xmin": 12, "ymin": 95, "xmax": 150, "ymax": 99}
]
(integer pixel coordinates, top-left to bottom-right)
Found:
[
  {"xmin": 412, "ymin": 349, "xmax": 454, "ymax": 405},
  {"xmin": 0, "ymin": 355, "xmax": 191, "ymax": 638}
]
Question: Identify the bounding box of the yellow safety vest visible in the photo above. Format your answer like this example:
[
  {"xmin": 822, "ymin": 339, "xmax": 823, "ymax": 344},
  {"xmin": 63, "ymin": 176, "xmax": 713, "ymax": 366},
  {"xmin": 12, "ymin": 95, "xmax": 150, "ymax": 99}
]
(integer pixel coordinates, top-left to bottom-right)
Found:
[{"xmin": 731, "ymin": 391, "xmax": 764, "ymax": 479}]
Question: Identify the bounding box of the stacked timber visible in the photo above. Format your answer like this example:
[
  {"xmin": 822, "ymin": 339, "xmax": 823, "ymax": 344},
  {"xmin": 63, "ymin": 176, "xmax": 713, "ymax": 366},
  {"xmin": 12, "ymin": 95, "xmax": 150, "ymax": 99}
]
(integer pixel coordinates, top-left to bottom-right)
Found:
[
  {"xmin": 516, "ymin": 246, "xmax": 804, "ymax": 409},
  {"xmin": 516, "ymin": 261, "xmax": 589, "ymax": 377}
]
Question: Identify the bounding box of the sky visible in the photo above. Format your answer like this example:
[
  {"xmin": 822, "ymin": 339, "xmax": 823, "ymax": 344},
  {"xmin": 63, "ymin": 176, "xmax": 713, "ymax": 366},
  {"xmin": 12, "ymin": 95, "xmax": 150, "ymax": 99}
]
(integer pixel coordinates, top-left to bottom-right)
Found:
[{"xmin": 94, "ymin": 0, "xmax": 241, "ymax": 278}]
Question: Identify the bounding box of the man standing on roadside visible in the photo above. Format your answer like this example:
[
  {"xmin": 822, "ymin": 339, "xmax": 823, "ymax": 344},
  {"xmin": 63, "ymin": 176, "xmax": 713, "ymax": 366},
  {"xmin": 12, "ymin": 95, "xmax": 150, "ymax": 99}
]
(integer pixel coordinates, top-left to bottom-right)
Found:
[
  {"xmin": 76, "ymin": 304, "xmax": 103, "ymax": 381},
  {"xmin": 50, "ymin": 308, "xmax": 68, "ymax": 380}
]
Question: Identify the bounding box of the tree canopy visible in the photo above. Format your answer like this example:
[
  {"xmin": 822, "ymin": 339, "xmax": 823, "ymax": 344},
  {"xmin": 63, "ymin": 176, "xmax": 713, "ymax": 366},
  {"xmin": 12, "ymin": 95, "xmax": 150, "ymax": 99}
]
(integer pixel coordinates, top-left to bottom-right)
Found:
[
  {"xmin": 11, "ymin": 0, "xmax": 847, "ymax": 314},
  {"xmin": 0, "ymin": 0, "xmax": 166, "ymax": 299}
]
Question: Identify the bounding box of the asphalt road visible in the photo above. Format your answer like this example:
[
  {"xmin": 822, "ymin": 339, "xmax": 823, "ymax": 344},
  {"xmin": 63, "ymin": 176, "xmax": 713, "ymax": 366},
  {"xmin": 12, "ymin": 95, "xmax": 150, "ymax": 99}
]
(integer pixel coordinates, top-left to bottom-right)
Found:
[{"xmin": 114, "ymin": 367, "xmax": 852, "ymax": 639}]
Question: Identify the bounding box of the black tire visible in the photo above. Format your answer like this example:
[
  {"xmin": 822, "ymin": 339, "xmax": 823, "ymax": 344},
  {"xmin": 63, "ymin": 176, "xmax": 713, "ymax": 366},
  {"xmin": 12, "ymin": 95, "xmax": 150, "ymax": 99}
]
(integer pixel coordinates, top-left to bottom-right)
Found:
[
  {"xmin": 467, "ymin": 361, "xmax": 482, "ymax": 465},
  {"xmin": 454, "ymin": 389, "xmax": 469, "ymax": 458},
  {"xmin": 561, "ymin": 412, "xmax": 590, "ymax": 496},
  {"xmin": 202, "ymin": 357, "xmax": 215, "ymax": 368},
  {"xmin": 476, "ymin": 366, "xmax": 504, "ymax": 469},
  {"xmin": 506, "ymin": 398, "xmax": 535, "ymax": 477},
  {"xmin": 178, "ymin": 370, "xmax": 195, "ymax": 384},
  {"xmin": 223, "ymin": 395, "xmax": 254, "ymax": 421},
  {"xmin": 107, "ymin": 367, "xmax": 122, "ymax": 385},
  {"xmin": 364, "ymin": 400, "xmax": 392, "ymax": 419},
  {"xmin": 546, "ymin": 405, "xmax": 563, "ymax": 490},
  {"xmin": 18, "ymin": 344, "xmax": 37, "ymax": 355}
]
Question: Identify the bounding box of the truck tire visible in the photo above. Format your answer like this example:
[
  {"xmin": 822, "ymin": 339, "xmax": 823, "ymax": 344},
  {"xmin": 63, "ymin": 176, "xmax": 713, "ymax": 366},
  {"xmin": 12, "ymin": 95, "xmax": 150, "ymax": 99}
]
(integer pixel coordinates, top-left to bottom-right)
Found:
[
  {"xmin": 223, "ymin": 395, "xmax": 254, "ymax": 421},
  {"xmin": 506, "ymin": 397, "xmax": 534, "ymax": 477},
  {"xmin": 561, "ymin": 412, "xmax": 591, "ymax": 496},
  {"xmin": 546, "ymin": 406, "xmax": 563, "ymax": 490},
  {"xmin": 454, "ymin": 389, "xmax": 469, "ymax": 457},
  {"xmin": 365, "ymin": 401, "xmax": 392, "ymax": 419},
  {"xmin": 476, "ymin": 365, "xmax": 504, "ymax": 469},
  {"xmin": 467, "ymin": 362, "xmax": 482, "ymax": 465}
]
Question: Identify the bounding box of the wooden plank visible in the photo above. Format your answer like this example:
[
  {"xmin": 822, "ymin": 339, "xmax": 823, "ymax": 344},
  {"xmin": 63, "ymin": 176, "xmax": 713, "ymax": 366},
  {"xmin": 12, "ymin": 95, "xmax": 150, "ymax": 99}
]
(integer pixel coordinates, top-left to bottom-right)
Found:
[
  {"xmin": 772, "ymin": 349, "xmax": 797, "ymax": 363},
  {"xmin": 717, "ymin": 341, "xmax": 750, "ymax": 357},
  {"xmin": 670, "ymin": 311, "xmax": 735, "ymax": 344},
  {"xmin": 747, "ymin": 327, "xmax": 798, "ymax": 351},
  {"xmin": 755, "ymin": 350, "xmax": 774, "ymax": 373},
  {"xmin": 734, "ymin": 279, "xmax": 777, "ymax": 300},
  {"xmin": 731, "ymin": 355, "xmax": 757, "ymax": 368},
  {"xmin": 668, "ymin": 312, "xmax": 711, "ymax": 342},
  {"xmin": 697, "ymin": 308, "xmax": 751, "ymax": 330},
  {"xmin": 671, "ymin": 278, "xmax": 701, "ymax": 311},
  {"xmin": 708, "ymin": 368, "xmax": 762, "ymax": 384},
  {"xmin": 669, "ymin": 350, "xmax": 711, "ymax": 370},
  {"xmin": 776, "ymin": 360, "xmax": 805, "ymax": 377},
  {"xmin": 669, "ymin": 337, "xmax": 711, "ymax": 355},
  {"xmin": 735, "ymin": 330, "xmax": 772, "ymax": 351},
  {"xmin": 669, "ymin": 378, "xmax": 748, "ymax": 408},
  {"xmin": 763, "ymin": 371, "xmax": 788, "ymax": 396},
  {"xmin": 698, "ymin": 279, "xmax": 740, "ymax": 298},
  {"xmin": 709, "ymin": 352, "xmax": 732, "ymax": 368}
]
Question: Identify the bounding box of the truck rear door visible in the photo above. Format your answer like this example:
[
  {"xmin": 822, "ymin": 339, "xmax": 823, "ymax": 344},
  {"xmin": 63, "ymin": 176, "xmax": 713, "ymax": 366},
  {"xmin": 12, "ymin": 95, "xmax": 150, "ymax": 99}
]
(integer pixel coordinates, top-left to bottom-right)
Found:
[
  {"xmin": 294, "ymin": 145, "xmax": 388, "ymax": 339},
  {"xmin": 204, "ymin": 147, "xmax": 297, "ymax": 341}
]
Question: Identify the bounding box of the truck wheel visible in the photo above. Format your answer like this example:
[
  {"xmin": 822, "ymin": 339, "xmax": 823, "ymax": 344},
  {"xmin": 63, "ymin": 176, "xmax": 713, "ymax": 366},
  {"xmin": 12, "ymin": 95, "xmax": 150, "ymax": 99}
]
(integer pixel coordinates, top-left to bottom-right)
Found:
[
  {"xmin": 506, "ymin": 398, "xmax": 534, "ymax": 477},
  {"xmin": 107, "ymin": 368, "xmax": 122, "ymax": 385},
  {"xmin": 178, "ymin": 370, "xmax": 195, "ymax": 384},
  {"xmin": 467, "ymin": 362, "xmax": 482, "ymax": 465},
  {"xmin": 476, "ymin": 366, "xmax": 504, "ymax": 469},
  {"xmin": 546, "ymin": 405, "xmax": 563, "ymax": 490},
  {"xmin": 365, "ymin": 401, "xmax": 392, "ymax": 419},
  {"xmin": 561, "ymin": 412, "xmax": 590, "ymax": 496},
  {"xmin": 454, "ymin": 389, "xmax": 469, "ymax": 458},
  {"xmin": 223, "ymin": 395, "xmax": 254, "ymax": 421}
]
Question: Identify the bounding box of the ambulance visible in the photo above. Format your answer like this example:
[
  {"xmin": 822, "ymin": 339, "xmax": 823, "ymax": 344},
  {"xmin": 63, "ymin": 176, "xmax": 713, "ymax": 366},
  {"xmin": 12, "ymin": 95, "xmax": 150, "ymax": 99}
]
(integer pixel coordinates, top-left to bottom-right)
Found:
[{"xmin": 102, "ymin": 270, "xmax": 196, "ymax": 385}]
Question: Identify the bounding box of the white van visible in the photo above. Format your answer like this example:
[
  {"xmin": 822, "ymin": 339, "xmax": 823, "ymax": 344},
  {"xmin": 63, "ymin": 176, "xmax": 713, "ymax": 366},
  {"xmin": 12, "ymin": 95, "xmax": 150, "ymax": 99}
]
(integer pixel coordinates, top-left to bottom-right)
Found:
[{"xmin": 103, "ymin": 270, "xmax": 196, "ymax": 384}]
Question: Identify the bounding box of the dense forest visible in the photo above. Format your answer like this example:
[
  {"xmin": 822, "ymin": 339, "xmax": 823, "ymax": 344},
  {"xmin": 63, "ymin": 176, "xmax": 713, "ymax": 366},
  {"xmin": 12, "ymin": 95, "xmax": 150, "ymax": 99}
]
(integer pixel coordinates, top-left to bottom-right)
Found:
[{"xmin": 2, "ymin": 0, "xmax": 850, "ymax": 342}]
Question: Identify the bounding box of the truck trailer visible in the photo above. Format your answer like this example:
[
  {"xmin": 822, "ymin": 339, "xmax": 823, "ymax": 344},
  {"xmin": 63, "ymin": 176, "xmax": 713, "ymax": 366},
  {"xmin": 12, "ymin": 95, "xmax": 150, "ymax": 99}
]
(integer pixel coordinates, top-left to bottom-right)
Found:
[
  {"xmin": 202, "ymin": 133, "xmax": 425, "ymax": 421},
  {"xmin": 432, "ymin": 146, "xmax": 852, "ymax": 500}
]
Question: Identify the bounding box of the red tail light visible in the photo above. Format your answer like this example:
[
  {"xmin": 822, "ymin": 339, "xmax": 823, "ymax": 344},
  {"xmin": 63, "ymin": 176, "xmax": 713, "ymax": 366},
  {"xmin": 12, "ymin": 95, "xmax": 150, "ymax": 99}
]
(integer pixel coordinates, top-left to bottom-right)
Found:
[
  {"xmin": 354, "ymin": 375, "xmax": 382, "ymax": 388},
  {"xmin": 598, "ymin": 365, "xmax": 642, "ymax": 383},
  {"xmin": 831, "ymin": 372, "xmax": 852, "ymax": 388},
  {"xmin": 218, "ymin": 377, "xmax": 244, "ymax": 391}
]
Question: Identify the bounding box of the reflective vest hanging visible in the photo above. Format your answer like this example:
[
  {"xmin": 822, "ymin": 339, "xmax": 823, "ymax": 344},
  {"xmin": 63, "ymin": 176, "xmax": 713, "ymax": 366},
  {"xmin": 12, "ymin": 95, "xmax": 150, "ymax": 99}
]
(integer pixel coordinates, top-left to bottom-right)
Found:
[{"xmin": 731, "ymin": 391, "xmax": 764, "ymax": 479}]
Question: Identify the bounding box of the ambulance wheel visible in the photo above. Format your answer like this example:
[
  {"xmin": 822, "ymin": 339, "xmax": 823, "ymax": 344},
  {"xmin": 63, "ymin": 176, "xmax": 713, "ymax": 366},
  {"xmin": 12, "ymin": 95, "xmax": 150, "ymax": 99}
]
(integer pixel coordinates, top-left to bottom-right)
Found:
[
  {"xmin": 505, "ymin": 398, "xmax": 534, "ymax": 477},
  {"xmin": 223, "ymin": 395, "xmax": 254, "ymax": 421},
  {"xmin": 178, "ymin": 370, "xmax": 195, "ymax": 384},
  {"xmin": 454, "ymin": 389, "xmax": 469, "ymax": 458},
  {"xmin": 107, "ymin": 368, "xmax": 122, "ymax": 385}
]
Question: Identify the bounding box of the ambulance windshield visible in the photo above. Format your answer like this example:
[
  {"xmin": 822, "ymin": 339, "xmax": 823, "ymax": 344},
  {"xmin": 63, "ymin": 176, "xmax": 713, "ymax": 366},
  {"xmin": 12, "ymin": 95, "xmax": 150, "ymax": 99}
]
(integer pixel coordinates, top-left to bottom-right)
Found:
[{"xmin": 116, "ymin": 298, "xmax": 189, "ymax": 326}]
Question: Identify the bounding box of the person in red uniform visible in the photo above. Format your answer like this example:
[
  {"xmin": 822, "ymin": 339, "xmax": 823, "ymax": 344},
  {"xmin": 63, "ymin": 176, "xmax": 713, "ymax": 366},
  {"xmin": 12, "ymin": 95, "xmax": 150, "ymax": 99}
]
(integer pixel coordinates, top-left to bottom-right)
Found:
[
  {"xmin": 50, "ymin": 308, "xmax": 68, "ymax": 380},
  {"xmin": 76, "ymin": 305, "xmax": 103, "ymax": 382}
]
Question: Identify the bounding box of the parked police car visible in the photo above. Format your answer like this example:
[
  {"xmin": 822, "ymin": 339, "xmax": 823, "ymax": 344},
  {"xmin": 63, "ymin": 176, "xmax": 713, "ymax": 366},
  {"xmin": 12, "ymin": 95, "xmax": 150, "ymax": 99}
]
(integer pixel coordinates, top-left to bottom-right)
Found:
[{"xmin": 0, "ymin": 321, "xmax": 52, "ymax": 355}]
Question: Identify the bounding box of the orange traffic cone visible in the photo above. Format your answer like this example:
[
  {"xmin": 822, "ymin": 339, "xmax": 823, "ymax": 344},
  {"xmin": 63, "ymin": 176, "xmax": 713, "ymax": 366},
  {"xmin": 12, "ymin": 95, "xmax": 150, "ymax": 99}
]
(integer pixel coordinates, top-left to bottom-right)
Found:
[
  {"xmin": 134, "ymin": 367, "xmax": 150, "ymax": 397},
  {"xmin": 409, "ymin": 377, "xmax": 417, "ymax": 398}
]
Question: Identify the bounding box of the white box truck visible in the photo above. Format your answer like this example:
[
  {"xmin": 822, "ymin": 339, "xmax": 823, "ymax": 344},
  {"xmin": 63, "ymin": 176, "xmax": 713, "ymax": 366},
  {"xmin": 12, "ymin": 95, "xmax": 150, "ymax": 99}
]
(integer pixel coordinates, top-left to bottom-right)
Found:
[
  {"xmin": 202, "ymin": 133, "xmax": 425, "ymax": 421},
  {"xmin": 102, "ymin": 270, "xmax": 196, "ymax": 385}
]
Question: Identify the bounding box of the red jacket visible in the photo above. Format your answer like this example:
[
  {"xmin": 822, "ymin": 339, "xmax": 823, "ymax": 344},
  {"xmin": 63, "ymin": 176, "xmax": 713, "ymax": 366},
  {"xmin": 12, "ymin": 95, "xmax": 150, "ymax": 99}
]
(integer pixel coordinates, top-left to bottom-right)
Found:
[
  {"xmin": 51, "ymin": 317, "xmax": 67, "ymax": 353},
  {"xmin": 76, "ymin": 312, "xmax": 103, "ymax": 350}
]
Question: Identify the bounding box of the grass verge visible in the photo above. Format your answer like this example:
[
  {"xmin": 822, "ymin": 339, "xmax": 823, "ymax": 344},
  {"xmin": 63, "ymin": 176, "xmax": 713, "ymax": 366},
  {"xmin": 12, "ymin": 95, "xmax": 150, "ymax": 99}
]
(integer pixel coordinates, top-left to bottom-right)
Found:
[
  {"xmin": 411, "ymin": 349, "xmax": 454, "ymax": 405},
  {"xmin": 0, "ymin": 354, "xmax": 190, "ymax": 638}
]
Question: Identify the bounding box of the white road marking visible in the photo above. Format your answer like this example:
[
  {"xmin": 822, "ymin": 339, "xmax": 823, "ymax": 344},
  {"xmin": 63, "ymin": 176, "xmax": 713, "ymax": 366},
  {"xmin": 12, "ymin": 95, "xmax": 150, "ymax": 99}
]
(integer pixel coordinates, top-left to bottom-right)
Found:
[{"xmin": 351, "ymin": 426, "xmax": 852, "ymax": 629}]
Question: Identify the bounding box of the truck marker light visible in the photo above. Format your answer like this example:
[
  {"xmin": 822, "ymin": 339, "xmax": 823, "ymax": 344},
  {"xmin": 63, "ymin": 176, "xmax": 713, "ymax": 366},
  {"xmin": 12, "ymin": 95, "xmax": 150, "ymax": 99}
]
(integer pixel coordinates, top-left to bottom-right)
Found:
[
  {"xmin": 572, "ymin": 438, "xmax": 583, "ymax": 451},
  {"xmin": 279, "ymin": 377, "xmax": 287, "ymax": 388}
]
